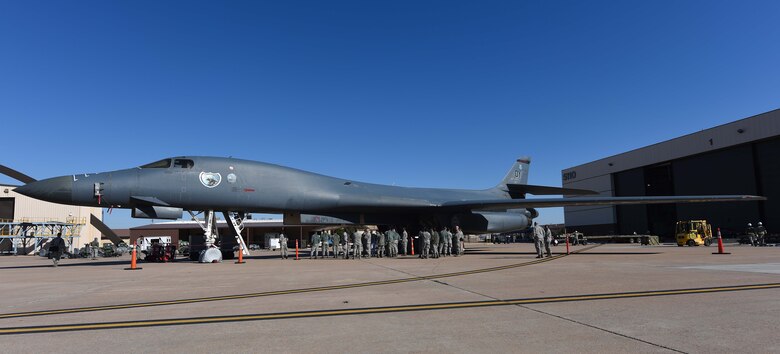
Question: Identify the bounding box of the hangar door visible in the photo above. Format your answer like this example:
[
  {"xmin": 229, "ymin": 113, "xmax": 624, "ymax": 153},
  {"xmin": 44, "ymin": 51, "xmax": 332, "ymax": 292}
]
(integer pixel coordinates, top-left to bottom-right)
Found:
[
  {"xmin": 673, "ymin": 145, "xmax": 760, "ymax": 236},
  {"xmin": 0, "ymin": 198, "xmax": 14, "ymax": 221},
  {"xmin": 615, "ymin": 163, "xmax": 677, "ymax": 239},
  {"xmin": 614, "ymin": 168, "xmax": 648, "ymax": 235},
  {"xmin": 644, "ymin": 163, "xmax": 677, "ymax": 239},
  {"xmin": 755, "ymin": 137, "xmax": 780, "ymax": 231}
]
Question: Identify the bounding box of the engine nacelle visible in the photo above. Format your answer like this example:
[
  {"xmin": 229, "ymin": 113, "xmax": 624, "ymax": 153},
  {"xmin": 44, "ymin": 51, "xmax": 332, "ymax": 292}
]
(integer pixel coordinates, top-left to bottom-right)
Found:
[
  {"xmin": 132, "ymin": 206, "xmax": 183, "ymax": 220},
  {"xmin": 453, "ymin": 211, "xmax": 529, "ymax": 234},
  {"xmin": 525, "ymin": 208, "xmax": 539, "ymax": 219}
]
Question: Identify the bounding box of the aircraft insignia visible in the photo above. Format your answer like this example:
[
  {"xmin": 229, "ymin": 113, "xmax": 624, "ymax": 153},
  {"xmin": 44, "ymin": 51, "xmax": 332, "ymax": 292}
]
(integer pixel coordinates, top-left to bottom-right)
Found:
[{"xmin": 199, "ymin": 172, "xmax": 222, "ymax": 188}]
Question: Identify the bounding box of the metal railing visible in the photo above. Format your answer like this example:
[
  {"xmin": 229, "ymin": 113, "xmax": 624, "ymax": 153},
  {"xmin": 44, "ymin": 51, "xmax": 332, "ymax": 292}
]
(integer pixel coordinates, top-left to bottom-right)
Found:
[{"xmin": 0, "ymin": 218, "xmax": 86, "ymax": 255}]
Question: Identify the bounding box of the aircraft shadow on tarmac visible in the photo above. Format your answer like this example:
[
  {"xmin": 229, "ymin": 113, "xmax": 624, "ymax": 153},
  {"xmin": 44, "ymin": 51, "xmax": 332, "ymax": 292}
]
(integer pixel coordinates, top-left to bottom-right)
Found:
[
  {"xmin": 466, "ymin": 248, "xmax": 660, "ymax": 256},
  {"xmin": 563, "ymin": 252, "xmax": 661, "ymax": 255},
  {"xmin": 245, "ymin": 255, "xmax": 462, "ymax": 260},
  {"xmin": 243, "ymin": 254, "xmax": 295, "ymax": 260},
  {"xmin": 0, "ymin": 257, "xmax": 256, "ymax": 269},
  {"xmin": 0, "ymin": 259, "xmax": 131, "ymax": 270},
  {"xmin": 0, "ymin": 251, "xmax": 658, "ymax": 269},
  {"xmin": 0, "ymin": 254, "xmax": 456, "ymax": 269}
]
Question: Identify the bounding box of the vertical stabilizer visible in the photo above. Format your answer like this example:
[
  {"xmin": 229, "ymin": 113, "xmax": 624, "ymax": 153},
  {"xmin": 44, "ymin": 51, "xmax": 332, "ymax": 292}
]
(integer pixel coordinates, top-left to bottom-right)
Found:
[
  {"xmin": 495, "ymin": 157, "xmax": 531, "ymax": 188},
  {"xmin": 492, "ymin": 156, "xmax": 597, "ymax": 198}
]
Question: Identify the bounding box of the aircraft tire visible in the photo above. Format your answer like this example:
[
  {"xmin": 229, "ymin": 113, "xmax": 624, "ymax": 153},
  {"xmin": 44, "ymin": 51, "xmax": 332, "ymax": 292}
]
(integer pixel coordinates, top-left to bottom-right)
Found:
[{"xmin": 199, "ymin": 248, "xmax": 223, "ymax": 263}]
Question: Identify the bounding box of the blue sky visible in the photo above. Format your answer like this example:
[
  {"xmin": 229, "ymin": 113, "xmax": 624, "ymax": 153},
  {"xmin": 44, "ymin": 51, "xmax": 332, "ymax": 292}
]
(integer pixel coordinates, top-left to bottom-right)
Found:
[{"xmin": 1, "ymin": 0, "xmax": 779, "ymax": 228}]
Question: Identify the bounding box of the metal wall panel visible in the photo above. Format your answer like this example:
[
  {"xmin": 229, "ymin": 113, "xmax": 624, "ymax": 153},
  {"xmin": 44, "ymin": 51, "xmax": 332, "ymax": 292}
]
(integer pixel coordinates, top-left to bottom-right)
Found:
[
  {"xmin": 563, "ymin": 174, "xmax": 615, "ymax": 227},
  {"xmin": 561, "ymin": 174, "xmax": 614, "ymax": 194},
  {"xmin": 564, "ymin": 206, "xmax": 615, "ymax": 227},
  {"xmin": 563, "ymin": 109, "xmax": 780, "ymax": 182}
]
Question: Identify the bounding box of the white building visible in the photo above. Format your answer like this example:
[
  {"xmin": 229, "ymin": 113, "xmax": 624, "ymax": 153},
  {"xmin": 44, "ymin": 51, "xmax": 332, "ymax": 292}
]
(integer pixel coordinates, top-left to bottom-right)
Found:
[{"xmin": 1, "ymin": 183, "xmax": 103, "ymax": 252}]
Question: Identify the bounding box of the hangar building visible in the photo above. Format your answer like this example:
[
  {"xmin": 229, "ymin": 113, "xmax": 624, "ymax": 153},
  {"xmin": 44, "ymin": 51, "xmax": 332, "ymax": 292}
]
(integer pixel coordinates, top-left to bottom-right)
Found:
[
  {"xmin": 561, "ymin": 109, "xmax": 779, "ymax": 240},
  {"xmin": 0, "ymin": 183, "xmax": 103, "ymax": 253}
]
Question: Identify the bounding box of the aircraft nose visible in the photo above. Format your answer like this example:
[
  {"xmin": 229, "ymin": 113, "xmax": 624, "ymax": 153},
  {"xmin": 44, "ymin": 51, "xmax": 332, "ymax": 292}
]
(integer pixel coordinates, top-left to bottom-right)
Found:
[{"xmin": 14, "ymin": 176, "xmax": 73, "ymax": 204}]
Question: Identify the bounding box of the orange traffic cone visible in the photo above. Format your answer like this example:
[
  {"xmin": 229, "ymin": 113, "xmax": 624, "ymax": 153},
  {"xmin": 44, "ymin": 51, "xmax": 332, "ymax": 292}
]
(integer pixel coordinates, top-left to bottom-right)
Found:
[
  {"xmin": 236, "ymin": 242, "xmax": 245, "ymax": 264},
  {"xmin": 712, "ymin": 228, "xmax": 731, "ymax": 255},
  {"xmin": 125, "ymin": 240, "xmax": 143, "ymax": 270}
]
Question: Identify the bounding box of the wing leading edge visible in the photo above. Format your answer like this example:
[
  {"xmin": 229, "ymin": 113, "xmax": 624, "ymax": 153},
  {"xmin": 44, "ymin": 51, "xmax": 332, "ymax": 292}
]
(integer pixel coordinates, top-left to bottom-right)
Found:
[{"xmin": 440, "ymin": 195, "xmax": 766, "ymax": 211}]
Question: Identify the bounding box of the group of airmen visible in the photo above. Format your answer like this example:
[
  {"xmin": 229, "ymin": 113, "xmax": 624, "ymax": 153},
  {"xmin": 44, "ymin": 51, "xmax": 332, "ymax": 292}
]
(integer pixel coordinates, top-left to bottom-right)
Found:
[
  {"xmin": 531, "ymin": 222, "xmax": 553, "ymax": 258},
  {"xmin": 276, "ymin": 226, "xmax": 466, "ymax": 260},
  {"xmin": 745, "ymin": 222, "xmax": 769, "ymax": 246},
  {"xmin": 305, "ymin": 228, "xmax": 406, "ymax": 259},
  {"xmin": 416, "ymin": 226, "xmax": 465, "ymax": 259}
]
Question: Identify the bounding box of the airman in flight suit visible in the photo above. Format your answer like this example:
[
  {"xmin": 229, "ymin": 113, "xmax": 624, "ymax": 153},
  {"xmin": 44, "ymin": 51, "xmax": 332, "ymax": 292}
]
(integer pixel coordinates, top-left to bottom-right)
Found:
[
  {"xmin": 310, "ymin": 232, "xmax": 321, "ymax": 259},
  {"xmin": 352, "ymin": 231, "xmax": 363, "ymax": 259},
  {"xmin": 401, "ymin": 228, "xmax": 409, "ymax": 256},
  {"xmin": 431, "ymin": 228, "xmax": 440, "ymax": 258},
  {"xmin": 422, "ymin": 230, "xmax": 431, "ymax": 259},
  {"xmin": 279, "ymin": 233, "xmax": 288, "ymax": 259},
  {"xmin": 331, "ymin": 231, "xmax": 341, "ymax": 258}
]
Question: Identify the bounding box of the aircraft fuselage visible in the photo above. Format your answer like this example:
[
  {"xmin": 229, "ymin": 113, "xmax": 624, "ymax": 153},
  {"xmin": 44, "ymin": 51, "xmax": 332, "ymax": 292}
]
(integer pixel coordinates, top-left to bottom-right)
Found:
[{"xmin": 15, "ymin": 156, "xmax": 531, "ymax": 233}]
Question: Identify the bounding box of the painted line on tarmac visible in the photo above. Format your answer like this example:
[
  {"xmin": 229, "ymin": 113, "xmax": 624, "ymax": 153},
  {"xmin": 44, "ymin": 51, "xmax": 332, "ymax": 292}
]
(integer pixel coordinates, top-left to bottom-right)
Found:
[
  {"xmin": 0, "ymin": 245, "xmax": 599, "ymax": 320},
  {"xmin": 1, "ymin": 282, "xmax": 778, "ymax": 335}
]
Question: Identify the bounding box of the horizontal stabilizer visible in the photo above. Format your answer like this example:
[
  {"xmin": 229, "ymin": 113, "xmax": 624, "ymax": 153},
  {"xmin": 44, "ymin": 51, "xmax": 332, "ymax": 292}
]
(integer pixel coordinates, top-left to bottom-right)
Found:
[
  {"xmin": 507, "ymin": 184, "xmax": 598, "ymax": 196},
  {"xmin": 440, "ymin": 195, "xmax": 766, "ymax": 211}
]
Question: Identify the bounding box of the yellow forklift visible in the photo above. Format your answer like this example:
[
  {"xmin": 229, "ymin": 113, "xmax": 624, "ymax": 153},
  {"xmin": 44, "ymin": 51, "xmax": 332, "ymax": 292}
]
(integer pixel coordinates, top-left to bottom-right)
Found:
[{"xmin": 675, "ymin": 220, "xmax": 713, "ymax": 247}]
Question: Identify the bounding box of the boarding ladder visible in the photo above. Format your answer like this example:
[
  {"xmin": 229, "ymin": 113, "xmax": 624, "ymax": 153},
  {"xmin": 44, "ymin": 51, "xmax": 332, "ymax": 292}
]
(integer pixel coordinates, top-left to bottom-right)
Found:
[{"xmin": 223, "ymin": 212, "xmax": 249, "ymax": 256}]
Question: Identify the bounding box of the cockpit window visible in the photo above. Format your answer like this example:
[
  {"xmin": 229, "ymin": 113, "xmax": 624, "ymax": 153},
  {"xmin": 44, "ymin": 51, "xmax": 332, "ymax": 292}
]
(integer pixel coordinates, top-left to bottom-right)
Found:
[
  {"xmin": 173, "ymin": 159, "xmax": 194, "ymax": 168},
  {"xmin": 140, "ymin": 159, "xmax": 172, "ymax": 169}
]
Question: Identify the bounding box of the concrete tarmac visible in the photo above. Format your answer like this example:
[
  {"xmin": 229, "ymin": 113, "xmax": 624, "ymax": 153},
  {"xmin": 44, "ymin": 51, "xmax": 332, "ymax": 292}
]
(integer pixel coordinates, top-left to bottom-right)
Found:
[{"xmin": 2, "ymin": 242, "xmax": 779, "ymax": 353}]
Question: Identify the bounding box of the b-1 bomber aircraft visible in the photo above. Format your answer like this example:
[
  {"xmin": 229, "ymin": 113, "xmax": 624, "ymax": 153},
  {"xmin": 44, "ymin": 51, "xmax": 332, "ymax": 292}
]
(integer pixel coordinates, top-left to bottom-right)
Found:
[{"xmin": 1, "ymin": 156, "xmax": 764, "ymax": 261}]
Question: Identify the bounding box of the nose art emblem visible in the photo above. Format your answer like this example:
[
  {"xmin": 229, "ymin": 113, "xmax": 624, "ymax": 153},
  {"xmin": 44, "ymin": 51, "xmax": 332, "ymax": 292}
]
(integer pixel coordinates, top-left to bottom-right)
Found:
[{"xmin": 199, "ymin": 172, "xmax": 222, "ymax": 188}]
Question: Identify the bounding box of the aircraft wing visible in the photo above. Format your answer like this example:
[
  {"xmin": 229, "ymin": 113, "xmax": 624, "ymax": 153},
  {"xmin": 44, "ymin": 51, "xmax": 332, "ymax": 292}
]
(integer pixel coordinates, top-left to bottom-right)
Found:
[
  {"xmin": 130, "ymin": 196, "xmax": 171, "ymax": 206},
  {"xmin": 90, "ymin": 214, "xmax": 125, "ymax": 246},
  {"xmin": 0, "ymin": 164, "xmax": 36, "ymax": 184},
  {"xmin": 439, "ymin": 195, "xmax": 766, "ymax": 211}
]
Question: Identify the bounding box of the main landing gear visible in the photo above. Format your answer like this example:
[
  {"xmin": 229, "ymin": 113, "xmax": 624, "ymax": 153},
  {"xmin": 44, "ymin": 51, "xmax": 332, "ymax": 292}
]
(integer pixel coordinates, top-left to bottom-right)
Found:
[{"xmin": 187, "ymin": 210, "xmax": 251, "ymax": 263}]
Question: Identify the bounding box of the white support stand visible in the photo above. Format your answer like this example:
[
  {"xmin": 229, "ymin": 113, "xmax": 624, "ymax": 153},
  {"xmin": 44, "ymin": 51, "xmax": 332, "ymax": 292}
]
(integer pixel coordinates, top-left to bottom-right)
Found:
[
  {"xmin": 188, "ymin": 210, "xmax": 219, "ymax": 247},
  {"xmin": 188, "ymin": 210, "xmax": 222, "ymax": 263}
]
